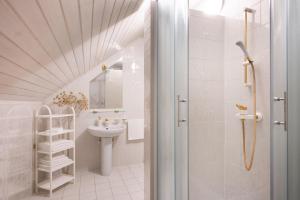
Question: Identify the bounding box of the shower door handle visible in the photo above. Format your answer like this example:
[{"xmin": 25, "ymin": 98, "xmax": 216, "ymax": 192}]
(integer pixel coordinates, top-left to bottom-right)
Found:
[
  {"xmin": 273, "ymin": 97, "xmax": 285, "ymax": 101},
  {"xmin": 176, "ymin": 95, "xmax": 187, "ymax": 127},
  {"xmin": 274, "ymin": 121, "xmax": 285, "ymax": 125},
  {"xmin": 273, "ymin": 91, "xmax": 288, "ymax": 131}
]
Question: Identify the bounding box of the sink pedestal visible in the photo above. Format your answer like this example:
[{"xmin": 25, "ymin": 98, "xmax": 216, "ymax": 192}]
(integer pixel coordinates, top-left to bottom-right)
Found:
[
  {"xmin": 88, "ymin": 123, "xmax": 126, "ymax": 176},
  {"xmin": 100, "ymin": 137, "xmax": 113, "ymax": 176}
]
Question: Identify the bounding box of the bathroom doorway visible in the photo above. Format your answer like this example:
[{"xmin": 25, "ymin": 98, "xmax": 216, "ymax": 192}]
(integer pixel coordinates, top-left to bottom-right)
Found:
[{"xmin": 0, "ymin": 0, "xmax": 154, "ymax": 199}]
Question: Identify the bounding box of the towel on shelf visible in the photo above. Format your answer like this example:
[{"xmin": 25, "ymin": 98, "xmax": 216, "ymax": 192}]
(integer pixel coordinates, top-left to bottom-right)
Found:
[
  {"xmin": 38, "ymin": 154, "xmax": 72, "ymax": 170},
  {"xmin": 39, "ymin": 155, "xmax": 68, "ymax": 166},
  {"xmin": 38, "ymin": 140, "xmax": 74, "ymax": 152},
  {"xmin": 127, "ymin": 118, "xmax": 144, "ymax": 140}
]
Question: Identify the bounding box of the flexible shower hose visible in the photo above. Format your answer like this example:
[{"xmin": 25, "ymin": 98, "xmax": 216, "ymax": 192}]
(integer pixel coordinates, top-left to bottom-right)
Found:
[{"xmin": 241, "ymin": 61, "xmax": 257, "ymax": 171}]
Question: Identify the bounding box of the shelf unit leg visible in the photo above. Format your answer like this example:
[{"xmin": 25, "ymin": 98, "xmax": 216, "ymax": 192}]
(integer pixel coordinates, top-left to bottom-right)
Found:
[
  {"xmin": 50, "ymin": 115, "xmax": 53, "ymax": 197},
  {"xmin": 73, "ymin": 112, "xmax": 76, "ymax": 183}
]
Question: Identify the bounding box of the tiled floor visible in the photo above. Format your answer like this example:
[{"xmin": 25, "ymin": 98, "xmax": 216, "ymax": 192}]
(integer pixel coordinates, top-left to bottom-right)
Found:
[{"xmin": 25, "ymin": 163, "xmax": 144, "ymax": 200}]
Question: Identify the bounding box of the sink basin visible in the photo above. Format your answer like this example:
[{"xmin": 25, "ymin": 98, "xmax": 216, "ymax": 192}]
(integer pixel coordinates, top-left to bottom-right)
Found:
[
  {"xmin": 87, "ymin": 119, "xmax": 126, "ymax": 176},
  {"xmin": 88, "ymin": 124, "xmax": 126, "ymax": 138}
]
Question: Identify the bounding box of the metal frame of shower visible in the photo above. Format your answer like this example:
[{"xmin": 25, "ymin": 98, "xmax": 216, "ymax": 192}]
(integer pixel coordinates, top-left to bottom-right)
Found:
[{"xmin": 156, "ymin": 0, "xmax": 189, "ymax": 200}]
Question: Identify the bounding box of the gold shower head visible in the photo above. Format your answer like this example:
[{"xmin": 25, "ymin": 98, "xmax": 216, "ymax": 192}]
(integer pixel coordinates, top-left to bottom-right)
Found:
[
  {"xmin": 244, "ymin": 8, "xmax": 256, "ymax": 13},
  {"xmin": 236, "ymin": 104, "xmax": 248, "ymax": 111}
]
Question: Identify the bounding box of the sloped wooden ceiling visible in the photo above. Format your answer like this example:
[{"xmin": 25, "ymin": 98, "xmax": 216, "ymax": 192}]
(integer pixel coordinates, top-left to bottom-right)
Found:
[{"xmin": 0, "ymin": 0, "xmax": 144, "ymax": 101}]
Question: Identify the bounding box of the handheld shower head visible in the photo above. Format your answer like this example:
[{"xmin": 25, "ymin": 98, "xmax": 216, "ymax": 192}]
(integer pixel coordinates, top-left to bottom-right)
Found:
[{"xmin": 236, "ymin": 41, "xmax": 251, "ymax": 59}]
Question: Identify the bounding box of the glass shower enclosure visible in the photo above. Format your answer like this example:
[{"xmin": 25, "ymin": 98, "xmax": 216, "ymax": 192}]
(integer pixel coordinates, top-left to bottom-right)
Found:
[{"xmin": 155, "ymin": 0, "xmax": 300, "ymax": 199}]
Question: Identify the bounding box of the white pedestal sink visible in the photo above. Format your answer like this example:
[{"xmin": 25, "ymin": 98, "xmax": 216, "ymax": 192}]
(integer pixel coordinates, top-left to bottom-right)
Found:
[{"xmin": 88, "ymin": 122, "xmax": 126, "ymax": 176}]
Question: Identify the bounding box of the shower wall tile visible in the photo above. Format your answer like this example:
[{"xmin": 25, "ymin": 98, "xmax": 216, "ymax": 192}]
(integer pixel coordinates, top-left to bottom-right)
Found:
[
  {"xmin": 189, "ymin": 10, "xmax": 225, "ymax": 200},
  {"xmin": 189, "ymin": 59, "xmax": 224, "ymax": 81},
  {"xmin": 190, "ymin": 38, "xmax": 224, "ymax": 60},
  {"xmin": 221, "ymin": 0, "xmax": 261, "ymax": 20},
  {"xmin": 189, "ymin": 9, "xmax": 224, "ymax": 41},
  {"xmin": 261, "ymin": 0, "xmax": 270, "ymax": 25}
]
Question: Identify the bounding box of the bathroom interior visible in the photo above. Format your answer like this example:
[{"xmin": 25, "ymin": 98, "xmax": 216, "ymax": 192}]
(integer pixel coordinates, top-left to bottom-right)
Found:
[{"xmin": 0, "ymin": 0, "xmax": 299, "ymax": 200}]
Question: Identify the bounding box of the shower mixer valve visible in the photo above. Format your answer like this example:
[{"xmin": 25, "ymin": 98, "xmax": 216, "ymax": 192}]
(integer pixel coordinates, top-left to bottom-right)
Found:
[{"xmin": 235, "ymin": 103, "xmax": 263, "ymax": 121}]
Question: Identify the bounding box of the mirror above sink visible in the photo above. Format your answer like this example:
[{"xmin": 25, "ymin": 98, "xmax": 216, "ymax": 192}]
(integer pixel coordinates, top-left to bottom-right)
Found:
[{"xmin": 89, "ymin": 62, "xmax": 123, "ymax": 111}]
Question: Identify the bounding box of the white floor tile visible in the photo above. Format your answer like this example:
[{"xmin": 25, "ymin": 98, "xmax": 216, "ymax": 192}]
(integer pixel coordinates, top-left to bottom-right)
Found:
[
  {"xmin": 28, "ymin": 164, "xmax": 144, "ymax": 200},
  {"xmin": 95, "ymin": 176, "xmax": 109, "ymax": 184},
  {"xmin": 63, "ymin": 194, "xmax": 79, "ymax": 200},
  {"xmin": 96, "ymin": 188, "xmax": 113, "ymax": 199},
  {"xmin": 110, "ymin": 180, "xmax": 125, "ymax": 187},
  {"xmin": 81, "ymin": 179, "xmax": 95, "ymax": 187},
  {"xmin": 124, "ymin": 178, "xmax": 139, "ymax": 186},
  {"xmin": 113, "ymin": 194, "xmax": 132, "ymax": 200},
  {"xmin": 109, "ymin": 176, "xmax": 123, "ymax": 183},
  {"xmin": 96, "ymin": 182, "xmax": 111, "ymax": 191},
  {"xmin": 120, "ymin": 172, "xmax": 135, "ymax": 179},
  {"xmin": 111, "ymin": 186, "xmax": 129, "ymax": 196},
  {"xmin": 130, "ymin": 191, "xmax": 144, "ymax": 200},
  {"xmin": 79, "ymin": 192, "xmax": 97, "ymax": 200},
  {"xmin": 80, "ymin": 184, "xmax": 96, "ymax": 194},
  {"xmin": 63, "ymin": 190, "xmax": 80, "ymax": 198},
  {"xmin": 126, "ymin": 184, "xmax": 142, "ymax": 193}
]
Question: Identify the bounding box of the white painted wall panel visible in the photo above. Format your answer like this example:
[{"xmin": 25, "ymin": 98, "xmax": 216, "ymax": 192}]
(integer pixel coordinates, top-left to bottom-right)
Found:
[{"xmin": 0, "ymin": 0, "xmax": 144, "ymax": 101}]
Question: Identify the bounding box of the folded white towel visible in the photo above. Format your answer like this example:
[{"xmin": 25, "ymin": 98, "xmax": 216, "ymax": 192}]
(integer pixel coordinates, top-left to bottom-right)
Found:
[
  {"xmin": 38, "ymin": 140, "xmax": 74, "ymax": 152},
  {"xmin": 39, "ymin": 155, "xmax": 70, "ymax": 166},
  {"xmin": 38, "ymin": 157, "xmax": 73, "ymax": 170},
  {"xmin": 127, "ymin": 119, "xmax": 144, "ymax": 140},
  {"xmin": 38, "ymin": 155, "xmax": 72, "ymax": 170}
]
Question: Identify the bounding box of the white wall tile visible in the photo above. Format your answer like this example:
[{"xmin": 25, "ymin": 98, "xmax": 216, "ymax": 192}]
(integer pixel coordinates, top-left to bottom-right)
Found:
[
  {"xmin": 189, "ymin": 10, "xmax": 225, "ymax": 200},
  {"xmin": 0, "ymin": 101, "xmax": 41, "ymax": 200}
]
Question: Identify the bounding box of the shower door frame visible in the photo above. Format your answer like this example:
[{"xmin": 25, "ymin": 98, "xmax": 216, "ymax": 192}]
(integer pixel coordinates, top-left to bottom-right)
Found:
[
  {"xmin": 155, "ymin": 0, "xmax": 189, "ymax": 200},
  {"xmin": 285, "ymin": 0, "xmax": 300, "ymax": 198}
]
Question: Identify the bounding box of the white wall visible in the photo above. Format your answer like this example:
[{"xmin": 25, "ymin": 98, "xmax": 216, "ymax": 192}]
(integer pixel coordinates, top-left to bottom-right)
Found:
[
  {"xmin": 189, "ymin": 0, "xmax": 270, "ymax": 199},
  {"xmin": 0, "ymin": 100, "xmax": 40, "ymax": 199},
  {"xmin": 45, "ymin": 38, "xmax": 144, "ymax": 170}
]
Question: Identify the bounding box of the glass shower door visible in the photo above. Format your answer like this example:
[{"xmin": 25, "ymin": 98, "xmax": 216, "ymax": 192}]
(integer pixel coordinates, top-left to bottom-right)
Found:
[
  {"xmin": 271, "ymin": 0, "xmax": 300, "ymax": 199},
  {"xmin": 271, "ymin": 0, "xmax": 287, "ymax": 199}
]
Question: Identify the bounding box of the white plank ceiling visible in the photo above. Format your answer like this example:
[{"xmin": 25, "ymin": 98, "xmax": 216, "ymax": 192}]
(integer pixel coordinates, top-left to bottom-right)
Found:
[{"xmin": 0, "ymin": 0, "xmax": 144, "ymax": 101}]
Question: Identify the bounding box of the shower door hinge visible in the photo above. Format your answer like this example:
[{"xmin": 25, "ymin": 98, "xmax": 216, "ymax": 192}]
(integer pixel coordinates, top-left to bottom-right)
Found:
[
  {"xmin": 176, "ymin": 95, "xmax": 187, "ymax": 127},
  {"xmin": 273, "ymin": 91, "xmax": 288, "ymax": 131}
]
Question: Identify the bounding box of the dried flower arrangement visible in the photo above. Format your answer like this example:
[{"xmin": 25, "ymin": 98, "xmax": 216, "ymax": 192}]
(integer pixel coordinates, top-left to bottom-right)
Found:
[{"xmin": 53, "ymin": 91, "xmax": 88, "ymax": 112}]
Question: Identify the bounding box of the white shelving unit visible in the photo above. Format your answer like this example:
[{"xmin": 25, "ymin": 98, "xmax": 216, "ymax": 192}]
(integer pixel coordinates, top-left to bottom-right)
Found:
[{"xmin": 35, "ymin": 105, "xmax": 75, "ymax": 197}]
